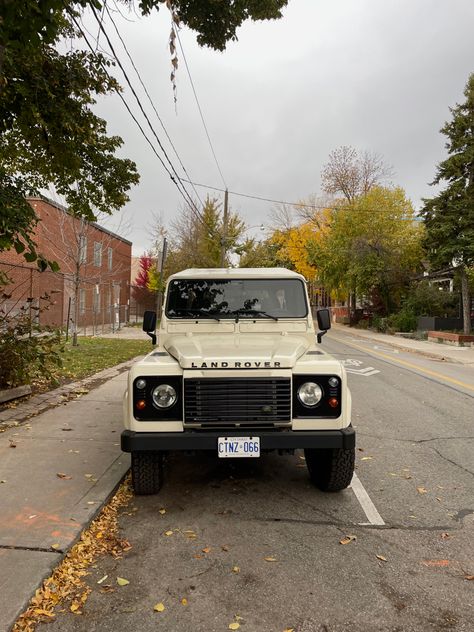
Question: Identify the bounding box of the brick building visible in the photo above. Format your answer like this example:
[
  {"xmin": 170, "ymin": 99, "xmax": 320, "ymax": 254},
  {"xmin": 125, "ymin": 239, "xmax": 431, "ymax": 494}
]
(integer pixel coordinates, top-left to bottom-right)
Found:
[{"xmin": 0, "ymin": 197, "xmax": 132, "ymax": 331}]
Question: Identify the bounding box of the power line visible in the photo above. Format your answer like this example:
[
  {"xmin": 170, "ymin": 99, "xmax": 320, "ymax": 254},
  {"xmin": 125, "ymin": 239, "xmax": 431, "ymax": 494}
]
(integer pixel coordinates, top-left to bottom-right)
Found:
[
  {"xmin": 67, "ymin": 6, "xmax": 222, "ymax": 242},
  {"xmin": 175, "ymin": 28, "xmax": 228, "ymax": 190},
  {"xmin": 89, "ymin": 4, "xmax": 199, "ymax": 212},
  {"xmin": 182, "ymin": 179, "xmax": 423, "ymax": 218},
  {"xmin": 103, "ymin": 2, "xmax": 204, "ymax": 207}
]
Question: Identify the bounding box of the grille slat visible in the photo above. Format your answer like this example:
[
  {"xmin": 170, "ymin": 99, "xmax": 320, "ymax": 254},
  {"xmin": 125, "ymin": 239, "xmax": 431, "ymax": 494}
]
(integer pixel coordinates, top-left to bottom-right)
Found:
[{"xmin": 184, "ymin": 378, "xmax": 291, "ymax": 425}]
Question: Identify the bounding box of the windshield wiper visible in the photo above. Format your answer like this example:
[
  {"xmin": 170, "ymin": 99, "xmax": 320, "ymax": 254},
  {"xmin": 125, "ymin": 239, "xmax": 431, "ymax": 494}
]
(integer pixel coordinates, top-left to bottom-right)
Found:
[
  {"xmin": 231, "ymin": 308, "xmax": 278, "ymax": 321},
  {"xmin": 172, "ymin": 308, "xmax": 221, "ymax": 322}
]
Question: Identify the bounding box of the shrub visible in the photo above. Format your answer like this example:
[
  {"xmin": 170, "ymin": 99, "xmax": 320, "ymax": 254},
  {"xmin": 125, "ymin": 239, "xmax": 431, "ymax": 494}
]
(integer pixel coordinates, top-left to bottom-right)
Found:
[
  {"xmin": 0, "ymin": 292, "xmax": 62, "ymax": 389},
  {"xmin": 387, "ymin": 309, "xmax": 417, "ymax": 332}
]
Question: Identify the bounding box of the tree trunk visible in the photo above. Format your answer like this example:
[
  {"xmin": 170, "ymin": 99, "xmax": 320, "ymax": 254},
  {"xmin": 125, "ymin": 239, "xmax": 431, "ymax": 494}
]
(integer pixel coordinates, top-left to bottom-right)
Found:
[{"xmin": 460, "ymin": 266, "xmax": 471, "ymax": 335}]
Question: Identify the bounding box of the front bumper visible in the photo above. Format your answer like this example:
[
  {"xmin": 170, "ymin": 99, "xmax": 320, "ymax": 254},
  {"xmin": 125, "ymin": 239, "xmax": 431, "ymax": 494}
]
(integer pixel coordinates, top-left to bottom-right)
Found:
[{"xmin": 121, "ymin": 427, "xmax": 355, "ymax": 452}]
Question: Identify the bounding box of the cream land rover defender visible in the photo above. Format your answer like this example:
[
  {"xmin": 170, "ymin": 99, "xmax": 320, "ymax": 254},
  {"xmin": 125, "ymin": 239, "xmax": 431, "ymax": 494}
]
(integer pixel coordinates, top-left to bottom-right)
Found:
[{"xmin": 122, "ymin": 268, "xmax": 355, "ymax": 495}]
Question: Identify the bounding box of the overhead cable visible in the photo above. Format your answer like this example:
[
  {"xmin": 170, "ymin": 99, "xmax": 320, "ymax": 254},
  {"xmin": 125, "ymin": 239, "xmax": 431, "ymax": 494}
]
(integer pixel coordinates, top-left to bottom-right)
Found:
[
  {"xmin": 176, "ymin": 28, "xmax": 228, "ymax": 190},
  {"xmin": 104, "ymin": 2, "xmax": 204, "ymax": 207}
]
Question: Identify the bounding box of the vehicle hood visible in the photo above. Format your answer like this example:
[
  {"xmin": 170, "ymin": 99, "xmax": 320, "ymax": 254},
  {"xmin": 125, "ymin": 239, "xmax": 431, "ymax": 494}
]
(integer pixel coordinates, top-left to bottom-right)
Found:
[{"xmin": 163, "ymin": 333, "xmax": 310, "ymax": 369}]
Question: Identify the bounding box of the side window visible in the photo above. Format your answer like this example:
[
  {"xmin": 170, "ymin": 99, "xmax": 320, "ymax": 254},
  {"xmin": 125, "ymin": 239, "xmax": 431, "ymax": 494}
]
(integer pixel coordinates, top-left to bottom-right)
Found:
[
  {"xmin": 79, "ymin": 236, "xmax": 87, "ymax": 263},
  {"xmin": 79, "ymin": 289, "xmax": 86, "ymax": 315},
  {"xmin": 108, "ymin": 247, "xmax": 113, "ymax": 271},
  {"xmin": 94, "ymin": 242, "xmax": 102, "ymax": 267}
]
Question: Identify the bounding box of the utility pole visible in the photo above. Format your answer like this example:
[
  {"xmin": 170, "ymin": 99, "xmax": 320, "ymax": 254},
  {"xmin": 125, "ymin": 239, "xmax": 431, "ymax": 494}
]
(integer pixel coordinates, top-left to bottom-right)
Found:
[{"xmin": 220, "ymin": 188, "xmax": 228, "ymax": 267}]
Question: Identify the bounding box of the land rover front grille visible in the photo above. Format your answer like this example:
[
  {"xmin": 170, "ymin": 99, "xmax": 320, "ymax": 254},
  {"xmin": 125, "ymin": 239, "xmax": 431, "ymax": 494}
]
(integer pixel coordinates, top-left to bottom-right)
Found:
[{"xmin": 184, "ymin": 378, "xmax": 291, "ymax": 426}]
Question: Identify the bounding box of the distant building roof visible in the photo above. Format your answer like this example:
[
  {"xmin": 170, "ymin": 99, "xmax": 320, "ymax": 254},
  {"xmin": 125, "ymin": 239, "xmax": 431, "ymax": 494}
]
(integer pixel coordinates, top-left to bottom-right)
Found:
[{"xmin": 27, "ymin": 196, "xmax": 133, "ymax": 246}]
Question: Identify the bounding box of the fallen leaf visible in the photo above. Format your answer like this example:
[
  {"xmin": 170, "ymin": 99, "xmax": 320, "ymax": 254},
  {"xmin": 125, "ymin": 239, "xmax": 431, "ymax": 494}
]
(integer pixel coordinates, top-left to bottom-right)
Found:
[
  {"xmin": 29, "ymin": 515, "xmax": 37, "ymax": 519},
  {"xmin": 116, "ymin": 577, "xmax": 130, "ymax": 586},
  {"xmin": 154, "ymin": 602, "xmax": 165, "ymax": 612},
  {"xmin": 339, "ymin": 535, "xmax": 357, "ymax": 545},
  {"xmin": 97, "ymin": 575, "xmax": 108, "ymax": 584},
  {"xmin": 70, "ymin": 603, "xmax": 80, "ymax": 613},
  {"xmin": 417, "ymin": 486, "xmax": 428, "ymax": 494},
  {"xmin": 181, "ymin": 598, "xmax": 188, "ymax": 606},
  {"xmin": 422, "ymin": 559, "xmax": 450, "ymax": 567},
  {"xmin": 33, "ymin": 608, "xmax": 55, "ymax": 618},
  {"xmin": 264, "ymin": 557, "xmax": 277, "ymax": 562},
  {"xmin": 159, "ymin": 508, "xmax": 166, "ymax": 515},
  {"xmin": 202, "ymin": 547, "xmax": 211, "ymax": 554},
  {"xmin": 164, "ymin": 530, "xmax": 173, "ymax": 536},
  {"xmin": 464, "ymin": 575, "xmax": 474, "ymax": 581},
  {"xmin": 361, "ymin": 456, "xmax": 373, "ymax": 461},
  {"xmin": 376, "ymin": 555, "xmax": 388, "ymax": 562},
  {"xmin": 283, "ymin": 629, "xmax": 295, "ymax": 632},
  {"xmin": 51, "ymin": 543, "xmax": 60, "ymax": 550},
  {"xmin": 222, "ymin": 545, "xmax": 229, "ymax": 551},
  {"xmin": 9, "ymin": 439, "xmax": 17, "ymax": 448},
  {"xmin": 228, "ymin": 624, "xmax": 240, "ymax": 630},
  {"xmin": 0, "ymin": 480, "xmax": 6, "ymax": 483},
  {"xmin": 232, "ymin": 566, "xmax": 240, "ymax": 573},
  {"xmin": 85, "ymin": 474, "xmax": 94, "ymax": 479},
  {"xmin": 56, "ymin": 472, "xmax": 72, "ymax": 480},
  {"xmin": 441, "ymin": 533, "xmax": 450, "ymax": 540}
]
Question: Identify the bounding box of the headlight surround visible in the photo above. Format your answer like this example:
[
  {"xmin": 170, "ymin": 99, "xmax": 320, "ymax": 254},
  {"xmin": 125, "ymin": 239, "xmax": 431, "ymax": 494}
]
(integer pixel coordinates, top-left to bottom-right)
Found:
[
  {"xmin": 297, "ymin": 381, "xmax": 323, "ymax": 407},
  {"xmin": 152, "ymin": 384, "xmax": 177, "ymax": 409}
]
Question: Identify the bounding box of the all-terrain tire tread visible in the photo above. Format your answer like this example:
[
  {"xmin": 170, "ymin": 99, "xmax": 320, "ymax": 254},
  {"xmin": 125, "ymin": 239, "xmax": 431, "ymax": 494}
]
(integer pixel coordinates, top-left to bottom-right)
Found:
[
  {"xmin": 305, "ymin": 447, "xmax": 355, "ymax": 492},
  {"xmin": 131, "ymin": 451, "xmax": 163, "ymax": 495}
]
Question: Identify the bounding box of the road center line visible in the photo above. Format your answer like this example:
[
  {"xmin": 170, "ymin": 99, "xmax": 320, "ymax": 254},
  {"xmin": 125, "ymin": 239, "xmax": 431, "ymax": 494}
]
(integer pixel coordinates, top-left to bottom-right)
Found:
[
  {"xmin": 331, "ymin": 336, "xmax": 474, "ymax": 393},
  {"xmin": 350, "ymin": 473, "xmax": 385, "ymax": 526}
]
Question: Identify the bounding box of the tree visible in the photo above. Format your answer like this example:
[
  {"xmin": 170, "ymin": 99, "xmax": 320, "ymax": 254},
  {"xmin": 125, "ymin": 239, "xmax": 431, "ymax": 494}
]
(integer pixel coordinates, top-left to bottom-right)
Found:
[
  {"xmin": 307, "ymin": 187, "xmax": 425, "ymax": 316},
  {"xmin": 321, "ymin": 146, "xmax": 393, "ymax": 202},
  {"xmin": 0, "ymin": 0, "xmax": 287, "ymax": 264},
  {"xmin": 421, "ymin": 73, "xmax": 474, "ymax": 334},
  {"xmin": 148, "ymin": 198, "xmax": 246, "ymax": 288}
]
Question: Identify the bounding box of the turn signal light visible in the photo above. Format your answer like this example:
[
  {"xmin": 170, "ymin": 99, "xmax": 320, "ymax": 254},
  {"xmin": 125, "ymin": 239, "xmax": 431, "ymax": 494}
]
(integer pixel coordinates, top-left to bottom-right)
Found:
[
  {"xmin": 328, "ymin": 397, "xmax": 339, "ymax": 408},
  {"xmin": 136, "ymin": 399, "xmax": 146, "ymax": 410}
]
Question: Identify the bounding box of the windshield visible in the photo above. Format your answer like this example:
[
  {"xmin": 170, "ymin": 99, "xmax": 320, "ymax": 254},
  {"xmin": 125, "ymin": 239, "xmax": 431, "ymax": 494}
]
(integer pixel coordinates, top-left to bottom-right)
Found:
[{"xmin": 166, "ymin": 278, "xmax": 308, "ymax": 319}]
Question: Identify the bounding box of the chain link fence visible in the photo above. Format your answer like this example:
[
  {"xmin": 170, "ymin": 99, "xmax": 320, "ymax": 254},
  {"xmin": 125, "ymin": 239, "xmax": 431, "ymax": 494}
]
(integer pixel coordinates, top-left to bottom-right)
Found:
[{"xmin": 1, "ymin": 262, "xmax": 129, "ymax": 335}]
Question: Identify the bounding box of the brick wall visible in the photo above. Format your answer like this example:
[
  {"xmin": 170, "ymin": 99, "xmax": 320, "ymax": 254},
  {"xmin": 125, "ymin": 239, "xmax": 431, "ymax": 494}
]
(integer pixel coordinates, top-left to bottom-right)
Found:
[{"xmin": 0, "ymin": 198, "xmax": 132, "ymax": 329}]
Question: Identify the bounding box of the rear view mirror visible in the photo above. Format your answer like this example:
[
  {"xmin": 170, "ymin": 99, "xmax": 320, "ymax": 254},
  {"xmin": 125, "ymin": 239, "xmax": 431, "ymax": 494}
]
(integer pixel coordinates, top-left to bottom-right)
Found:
[
  {"xmin": 143, "ymin": 310, "xmax": 157, "ymax": 345},
  {"xmin": 316, "ymin": 308, "xmax": 331, "ymax": 343}
]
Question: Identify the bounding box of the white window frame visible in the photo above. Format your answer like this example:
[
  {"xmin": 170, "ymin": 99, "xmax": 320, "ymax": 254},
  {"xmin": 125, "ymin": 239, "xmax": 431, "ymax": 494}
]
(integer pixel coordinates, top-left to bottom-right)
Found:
[
  {"xmin": 93, "ymin": 241, "xmax": 102, "ymax": 267},
  {"xmin": 79, "ymin": 289, "xmax": 86, "ymax": 315},
  {"xmin": 79, "ymin": 236, "xmax": 87, "ymax": 264}
]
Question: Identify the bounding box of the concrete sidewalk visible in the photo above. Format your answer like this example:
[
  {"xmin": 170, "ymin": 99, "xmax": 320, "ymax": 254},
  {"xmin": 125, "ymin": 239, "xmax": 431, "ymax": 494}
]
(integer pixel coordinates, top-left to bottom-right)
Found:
[
  {"xmin": 0, "ymin": 370, "xmax": 131, "ymax": 632},
  {"xmin": 331, "ymin": 323, "xmax": 474, "ymax": 366}
]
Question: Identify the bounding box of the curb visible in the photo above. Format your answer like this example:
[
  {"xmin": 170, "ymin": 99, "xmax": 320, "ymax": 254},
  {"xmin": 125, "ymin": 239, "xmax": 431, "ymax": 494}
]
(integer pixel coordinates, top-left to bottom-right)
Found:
[{"xmin": 330, "ymin": 326, "xmax": 466, "ymax": 364}]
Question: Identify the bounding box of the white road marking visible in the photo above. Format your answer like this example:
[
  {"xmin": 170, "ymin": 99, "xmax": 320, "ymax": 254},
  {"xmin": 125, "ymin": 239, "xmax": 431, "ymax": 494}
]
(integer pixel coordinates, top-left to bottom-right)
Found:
[
  {"xmin": 344, "ymin": 366, "xmax": 380, "ymax": 377},
  {"xmin": 350, "ymin": 473, "xmax": 385, "ymax": 526}
]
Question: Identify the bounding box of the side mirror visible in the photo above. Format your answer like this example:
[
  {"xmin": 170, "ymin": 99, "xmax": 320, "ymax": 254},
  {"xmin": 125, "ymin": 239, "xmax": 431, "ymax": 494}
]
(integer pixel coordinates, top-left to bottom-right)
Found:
[
  {"xmin": 316, "ymin": 308, "xmax": 331, "ymax": 343},
  {"xmin": 143, "ymin": 310, "xmax": 157, "ymax": 345}
]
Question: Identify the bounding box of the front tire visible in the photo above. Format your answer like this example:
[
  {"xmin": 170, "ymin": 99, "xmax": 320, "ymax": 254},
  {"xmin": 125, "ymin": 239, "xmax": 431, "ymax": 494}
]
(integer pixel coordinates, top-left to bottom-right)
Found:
[
  {"xmin": 304, "ymin": 447, "xmax": 355, "ymax": 492},
  {"xmin": 131, "ymin": 451, "xmax": 164, "ymax": 495}
]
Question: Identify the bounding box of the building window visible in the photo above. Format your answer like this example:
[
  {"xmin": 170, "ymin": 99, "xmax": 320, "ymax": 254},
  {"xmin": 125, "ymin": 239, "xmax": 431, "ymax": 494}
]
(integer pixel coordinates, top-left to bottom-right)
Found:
[
  {"xmin": 93, "ymin": 286, "xmax": 101, "ymax": 313},
  {"xmin": 108, "ymin": 247, "xmax": 113, "ymax": 271},
  {"xmin": 79, "ymin": 289, "xmax": 86, "ymax": 315},
  {"xmin": 79, "ymin": 236, "xmax": 87, "ymax": 264},
  {"xmin": 94, "ymin": 242, "xmax": 102, "ymax": 267}
]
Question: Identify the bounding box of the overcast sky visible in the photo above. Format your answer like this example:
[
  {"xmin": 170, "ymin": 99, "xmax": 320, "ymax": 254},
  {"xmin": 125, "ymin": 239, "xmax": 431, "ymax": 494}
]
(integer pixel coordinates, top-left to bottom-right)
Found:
[{"xmin": 80, "ymin": 0, "xmax": 474, "ymax": 255}]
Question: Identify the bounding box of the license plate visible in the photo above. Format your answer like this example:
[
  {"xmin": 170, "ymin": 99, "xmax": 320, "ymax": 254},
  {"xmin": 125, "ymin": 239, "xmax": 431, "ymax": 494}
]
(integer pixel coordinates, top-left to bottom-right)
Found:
[{"xmin": 218, "ymin": 437, "xmax": 260, "ymax": 458}]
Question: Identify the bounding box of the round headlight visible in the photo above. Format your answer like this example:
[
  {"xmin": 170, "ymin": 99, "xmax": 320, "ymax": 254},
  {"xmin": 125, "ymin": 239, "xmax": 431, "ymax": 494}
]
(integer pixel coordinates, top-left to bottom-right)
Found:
[
  {"xmin": 152, "ymin": 384, "xmax": 177, "ymax": 409},
  {"xmin": 328, "ymin": 377, "xmax": 339, "ymax": 388},
  {"xmin": 136, "ymin": 378, "xmax": 147, "ymax": 390},
  {"xmin": 297, "ymin": 382, "xmax": 323, "ymax": 407}
]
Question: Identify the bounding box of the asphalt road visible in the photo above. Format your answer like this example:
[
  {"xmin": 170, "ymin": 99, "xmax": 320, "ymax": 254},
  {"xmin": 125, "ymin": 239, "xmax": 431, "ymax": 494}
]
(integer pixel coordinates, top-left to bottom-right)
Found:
[{"xmin": 47, "ymin": 329, "xmax": 474, "ymax": 632}]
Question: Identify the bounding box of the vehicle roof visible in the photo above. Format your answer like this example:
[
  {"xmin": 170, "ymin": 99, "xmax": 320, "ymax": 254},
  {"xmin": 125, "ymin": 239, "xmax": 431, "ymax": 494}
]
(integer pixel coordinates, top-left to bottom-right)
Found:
[{"xmin": 168, "ymin": 267, "xmax": 307, "ymax": 281}]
